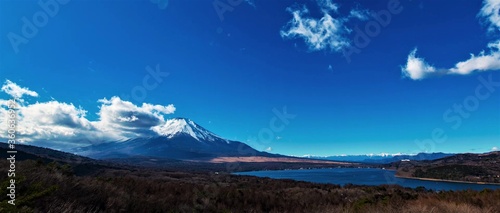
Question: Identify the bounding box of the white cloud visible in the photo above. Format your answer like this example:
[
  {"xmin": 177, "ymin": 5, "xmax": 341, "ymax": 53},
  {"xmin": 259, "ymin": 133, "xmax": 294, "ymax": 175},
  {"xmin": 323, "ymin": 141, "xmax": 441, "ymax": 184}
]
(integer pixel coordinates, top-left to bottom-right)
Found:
[
  {"xmin": 280, "ymin": 1, "xmax": 373, "ymax": 53},
  {"xmin": 450, "ymin": 40, "xmax": 500, "ymax": 74},
  {"xmin": 20, "ymin": 102, "xmax": 96, "ymax": 141},
  {"xmin": 0, "ymin": 99, "xmax": 102, "ymax": 149},
  {"xmin": 402, "ymin": 41, "xmax": 500, "ymax": 80},
  {"xmin": 96, "ymin": 96, "xmax": 175, "ymax": 138},
  {"xmin": 349, "ymin": 9, "xmax": 370, "ymax": 21},
  {"xmin": 493, "ymin": 146, "xmax": 498, "ymax": 151},
  {"xmin": 265, "ymin": 147, "xmax": 272, "ymax": 152},
  {"xmin": 0, "ymin": 81, "xmax": 176, "ymax": 149},
  {"xmin": 280, "ymin": 5, "xmax": 350, "ymax": 52},
  {"xmin": 1, "ymin": 80, "xmax": 38, "ymax": 99},
  {"xmin": 317, "ymin": 0, "xmax": 338, "ymax": 13},
  {"xmin": 401, "ymin": 49, "xmax": 438, "ymax": 80},
  {"xmin": 402, "ymin": 0, "xmax": 500, "ymax": 80},
  {"xmin": 479, "ymin": 0, "xmax": 500, "ymax": 32},
  {"xmin": 143, "ymin": 102, "xmax": 176, "ymax": 114}
]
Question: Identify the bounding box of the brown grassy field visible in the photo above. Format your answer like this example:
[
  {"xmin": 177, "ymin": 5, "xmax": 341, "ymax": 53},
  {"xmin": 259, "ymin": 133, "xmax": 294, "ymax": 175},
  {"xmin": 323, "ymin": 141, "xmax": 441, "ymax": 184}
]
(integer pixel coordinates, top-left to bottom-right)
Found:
[{"xmin": 208, "ymin": 156, "xmax": 355, "ymax": 164}]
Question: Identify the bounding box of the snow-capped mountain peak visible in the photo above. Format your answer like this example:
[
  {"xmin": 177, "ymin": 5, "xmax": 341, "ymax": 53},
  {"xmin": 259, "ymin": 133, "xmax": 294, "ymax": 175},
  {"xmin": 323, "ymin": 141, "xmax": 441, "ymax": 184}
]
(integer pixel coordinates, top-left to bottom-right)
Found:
[{"xmin": 152, "ymin": 118, "xmax": 224, "ymax": 142}]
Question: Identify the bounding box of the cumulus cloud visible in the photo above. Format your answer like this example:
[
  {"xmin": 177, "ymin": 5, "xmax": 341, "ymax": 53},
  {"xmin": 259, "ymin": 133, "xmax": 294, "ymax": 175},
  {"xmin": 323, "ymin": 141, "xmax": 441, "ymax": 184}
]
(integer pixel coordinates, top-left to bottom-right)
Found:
[
  {"xmin": 402, "ymin": 0, "xmax": 500, "ymax": 80},
  {"xmin": 280, "ymin": 0, "xmax": 367, "ymax": 52},
  {"xmin": 401, "ymin": 49, "xmax": 442, "ymax": 80},
  {"xmin": 493, "ymin": 146, "xmax": 499, "ymax": 151},
  {"xmin": 1, "ymin": 80, "xmax": 38, "ymax": 100},
  {"xmin": 0, "ymin": 81, "xmax": 176, "ymax": 149},
  {"xmin": 96, "ymin": 96, "xmax": 175, "ymax": 138},
  {"xmin": 0, "ymin": 99, "xmax": 102, "ymax": 149}
]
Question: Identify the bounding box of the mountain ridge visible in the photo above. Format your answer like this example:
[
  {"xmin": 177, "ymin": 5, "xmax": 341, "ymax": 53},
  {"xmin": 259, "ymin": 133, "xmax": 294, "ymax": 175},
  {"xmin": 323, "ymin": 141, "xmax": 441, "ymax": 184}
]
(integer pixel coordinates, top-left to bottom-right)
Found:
[
  {"xmin": 301, "ymin": 152, "xmax": 455, "ymax": 163},
  {"xmin": 393, "ymin": 151, "xmax": 500, "ymax": 183}
]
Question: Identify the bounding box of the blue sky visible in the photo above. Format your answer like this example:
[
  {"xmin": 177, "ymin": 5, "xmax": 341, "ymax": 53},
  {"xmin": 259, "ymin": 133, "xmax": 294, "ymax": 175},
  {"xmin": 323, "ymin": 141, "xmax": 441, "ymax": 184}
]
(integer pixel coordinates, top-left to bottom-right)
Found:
[{"xmin": 0, "ymin": 0, "xmax": 499, "ymax": 156}]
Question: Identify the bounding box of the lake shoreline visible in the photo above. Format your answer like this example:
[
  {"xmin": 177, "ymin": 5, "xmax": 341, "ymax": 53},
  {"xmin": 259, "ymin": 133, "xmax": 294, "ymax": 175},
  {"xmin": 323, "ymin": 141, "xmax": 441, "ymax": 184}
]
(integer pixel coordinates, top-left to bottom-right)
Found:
[
  {"xmin": 395, "ymin": 175, "xmax": 500, "ymax": 186},
  {"xmin": 236, "ymin": 168, "xmax": 500, "ymax": 191}
]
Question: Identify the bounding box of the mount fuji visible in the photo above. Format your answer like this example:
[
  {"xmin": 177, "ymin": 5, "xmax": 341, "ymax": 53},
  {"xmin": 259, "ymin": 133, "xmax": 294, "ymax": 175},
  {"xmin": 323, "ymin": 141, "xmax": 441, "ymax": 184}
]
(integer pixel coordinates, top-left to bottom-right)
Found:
[
  {"xmin": 152, "ymin": 118, "xmax": 226, "ymax": 142},
  {"xmin": 74, "ymin": 118, "xmax": 273, "ymax": 160}
]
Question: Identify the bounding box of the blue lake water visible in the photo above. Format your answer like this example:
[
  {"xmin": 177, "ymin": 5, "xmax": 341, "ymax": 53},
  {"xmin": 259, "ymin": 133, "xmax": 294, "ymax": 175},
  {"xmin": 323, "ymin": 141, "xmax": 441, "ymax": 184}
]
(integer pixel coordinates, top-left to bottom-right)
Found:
[{"xmin": 235, "ymin": 168, "xmax": 500, "ymax": 191}]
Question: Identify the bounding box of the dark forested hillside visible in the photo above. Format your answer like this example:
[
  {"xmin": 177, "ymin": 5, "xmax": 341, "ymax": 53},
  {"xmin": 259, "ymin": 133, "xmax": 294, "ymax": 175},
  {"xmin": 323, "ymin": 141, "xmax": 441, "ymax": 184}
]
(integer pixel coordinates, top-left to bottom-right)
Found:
[{"xmin": 393, "ymin": 152, "xmax": 500, "ymax": 183}]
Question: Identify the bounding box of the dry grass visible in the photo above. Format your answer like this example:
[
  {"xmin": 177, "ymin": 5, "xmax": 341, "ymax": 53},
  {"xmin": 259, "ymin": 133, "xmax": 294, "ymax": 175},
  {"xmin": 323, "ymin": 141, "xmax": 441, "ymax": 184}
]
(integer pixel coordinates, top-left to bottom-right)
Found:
[{"xmin": 402, "ymin": 199, "xmax": 489, "ymax": 213}]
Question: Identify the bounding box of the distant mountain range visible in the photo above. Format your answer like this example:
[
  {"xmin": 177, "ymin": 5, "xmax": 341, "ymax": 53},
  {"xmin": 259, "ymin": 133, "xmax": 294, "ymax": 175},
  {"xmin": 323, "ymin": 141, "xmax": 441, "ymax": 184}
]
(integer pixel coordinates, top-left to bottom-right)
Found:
[{"xmin": 301, "ymin": 152, "xmax": 455, "ymax": 163}]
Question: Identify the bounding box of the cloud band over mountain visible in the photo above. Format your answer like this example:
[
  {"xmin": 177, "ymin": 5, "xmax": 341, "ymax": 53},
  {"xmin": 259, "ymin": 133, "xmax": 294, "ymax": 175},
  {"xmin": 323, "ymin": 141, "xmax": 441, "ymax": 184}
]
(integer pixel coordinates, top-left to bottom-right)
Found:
[{"xmin": 0, "ymin": 80, "xmax": 176, "ymax": 149}]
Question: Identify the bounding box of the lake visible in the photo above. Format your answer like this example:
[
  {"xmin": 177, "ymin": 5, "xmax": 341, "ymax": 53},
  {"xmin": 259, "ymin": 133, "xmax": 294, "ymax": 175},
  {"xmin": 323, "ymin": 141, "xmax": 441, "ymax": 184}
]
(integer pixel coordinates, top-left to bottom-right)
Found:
[{"xmin": 235, "ymin": 168, "xmax": 500, "ymax": 191}]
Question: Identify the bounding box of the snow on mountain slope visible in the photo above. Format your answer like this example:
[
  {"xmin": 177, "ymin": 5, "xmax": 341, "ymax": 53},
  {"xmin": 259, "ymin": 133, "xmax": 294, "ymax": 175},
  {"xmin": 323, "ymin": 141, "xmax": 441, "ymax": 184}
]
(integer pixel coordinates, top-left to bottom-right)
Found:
[{"xmin": 152, "ymin": 118, "xmax": 227, "ymax": 142}]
